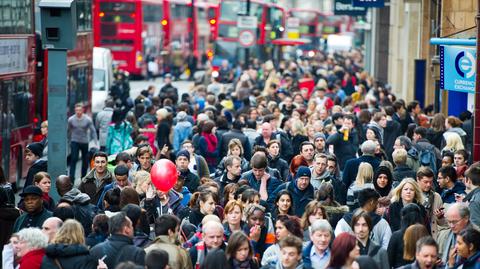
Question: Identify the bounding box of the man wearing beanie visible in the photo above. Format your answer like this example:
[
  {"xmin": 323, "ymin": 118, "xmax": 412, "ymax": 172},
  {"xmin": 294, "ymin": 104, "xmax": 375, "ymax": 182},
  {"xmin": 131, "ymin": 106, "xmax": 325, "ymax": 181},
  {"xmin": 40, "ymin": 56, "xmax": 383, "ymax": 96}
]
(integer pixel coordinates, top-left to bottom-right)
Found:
[
  {"xmin": 175, "ymin": 150, "xmax": 199, "ymax": 193},
  {"xmin": 313, "ymin": 132, "xmax": 327, "ymax": 154},
  {"xmin": 24, "ymin": 142, "xmax": 48, "ymax": 188},
  {"xmin": 270, "ymin": 166, "xmax": 314, "ymax": 217}
]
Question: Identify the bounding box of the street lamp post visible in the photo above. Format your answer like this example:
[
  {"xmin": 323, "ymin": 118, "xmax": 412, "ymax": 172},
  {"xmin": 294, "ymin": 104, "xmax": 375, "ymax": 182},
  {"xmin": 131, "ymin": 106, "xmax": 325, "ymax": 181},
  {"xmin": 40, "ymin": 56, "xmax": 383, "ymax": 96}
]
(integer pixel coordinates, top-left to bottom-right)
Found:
[{"xmin": 244, "ymin": 0, "xmax": 251, "ymax": 69}]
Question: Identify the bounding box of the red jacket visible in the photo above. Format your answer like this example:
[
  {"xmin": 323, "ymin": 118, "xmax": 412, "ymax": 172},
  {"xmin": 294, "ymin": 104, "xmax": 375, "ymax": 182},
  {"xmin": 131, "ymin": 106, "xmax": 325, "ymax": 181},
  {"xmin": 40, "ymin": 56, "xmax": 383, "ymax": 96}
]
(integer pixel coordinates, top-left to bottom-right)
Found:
[{"xmin": 19, "ymin": 248, "xmax": 45, "ymax": 269}]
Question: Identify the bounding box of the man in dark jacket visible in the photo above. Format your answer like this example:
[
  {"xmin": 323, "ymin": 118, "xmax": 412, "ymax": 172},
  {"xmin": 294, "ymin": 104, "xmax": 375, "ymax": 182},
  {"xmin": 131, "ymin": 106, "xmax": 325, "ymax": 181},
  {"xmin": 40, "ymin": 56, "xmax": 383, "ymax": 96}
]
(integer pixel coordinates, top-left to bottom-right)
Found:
[
  {"xmin": 392, "ymin": 149, "xmax": 417, "ymax": 184},
  {"xmin": 13, "ymin": 186, "xmax": 52, "ymax": 232},
  {"xmin": 79, "ymin": 152, "xmax": 113, "ymax": 206},
  {"xmin": 24, "ymin": 142, "xmax": 47, "ymax": 188},
  {"xmin": 326, "ymin": 115, "xmax": 359, "ymax": 171},
  {"xmin": 158, "ymin": 74, "xmax": 178, "ymax": 104},
  {"xmin": 413, "ymin": 126, "xmax": 441, "ymax": 164},
  {"xmin": 175, "ymin": 150, "xmax": 200, "ymax": 193},
  {"xmin": 214, "ymin": 156, "xmax": 242, "ymax": 194},
  {"xmin": 219, "ymin": 120, "xmax": 252, "ymax": 160},
  {"xmin": 437, "ymin": 165, "xmax": 466, "ymax": 204},
  {"xmin": 90, "ymin": 212, "xmax": 145, "ymax": 268},
  {"xmin": 59, "ymin": 187, "xmax": 97, "ymax": 235},
  {"xmin": 270, "ymin": 166, "xmax": 314, "ymax": 217},
  {"xmin": 254, "ymin": 122, "xmax": 293, "ymax": 163},
  {"xmin": 342, "ymin": 140, "xmax": 381, "ymax": 189},
  {"xmin": 384, "ymin": 106, "xmax": 403, "ymax": 159},
  {"xmin": 243, "ymin": 153, "xmax": 282, "ymax": 209}
]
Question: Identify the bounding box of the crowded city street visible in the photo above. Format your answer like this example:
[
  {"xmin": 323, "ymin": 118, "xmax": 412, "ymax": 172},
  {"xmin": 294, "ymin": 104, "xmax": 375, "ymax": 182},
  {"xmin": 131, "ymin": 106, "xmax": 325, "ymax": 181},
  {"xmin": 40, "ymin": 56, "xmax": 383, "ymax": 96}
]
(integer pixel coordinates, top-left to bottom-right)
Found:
[{"xmin": 2, "ymin": 0, "xmax": 480, "ymax": 269}]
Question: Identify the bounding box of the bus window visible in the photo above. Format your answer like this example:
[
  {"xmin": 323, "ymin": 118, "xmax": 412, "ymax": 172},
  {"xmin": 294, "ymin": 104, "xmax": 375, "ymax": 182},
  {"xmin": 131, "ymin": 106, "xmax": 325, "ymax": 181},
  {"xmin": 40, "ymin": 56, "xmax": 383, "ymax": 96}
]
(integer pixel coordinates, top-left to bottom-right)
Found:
[
  {"xmin": 77, "ymin": 0, "xmax": 92, "ymax": 31},
  {"xmin": 12, "ymin": 78, "xmax": 31, "ymax": 128},
  {"xmin": 100, "ymin": 2, "xmax": 136, "ymax": 12},
  {"xmin": 0, "ymin": 0, "xmax": 33, "ymax": 34},
  {"xmin": 143, "ymin": 4, "xmax": 163, "ymax": 22}
]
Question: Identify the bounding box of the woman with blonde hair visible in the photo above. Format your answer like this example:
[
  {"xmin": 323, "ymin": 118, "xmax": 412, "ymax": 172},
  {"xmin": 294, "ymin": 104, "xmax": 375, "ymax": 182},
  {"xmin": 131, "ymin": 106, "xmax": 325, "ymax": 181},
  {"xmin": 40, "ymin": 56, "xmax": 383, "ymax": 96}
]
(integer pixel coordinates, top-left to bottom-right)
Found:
[
  {"xmin": 42, "ymin": 219, "xmax": 97, "ymax": 268},
  {"xmin": 384, "ymin": 178, "xmax": 427, "ymax": 232},
  {"xmin": 346, "ymin": 162, "xmax": 374, "ymax": 211},
  {"xmin": 290, "ymin": 119, "xmax": 308, "ymax": 156},
  {"xmin": 442, "ymin": 132, "xmax": 465, "ymax": 155}
]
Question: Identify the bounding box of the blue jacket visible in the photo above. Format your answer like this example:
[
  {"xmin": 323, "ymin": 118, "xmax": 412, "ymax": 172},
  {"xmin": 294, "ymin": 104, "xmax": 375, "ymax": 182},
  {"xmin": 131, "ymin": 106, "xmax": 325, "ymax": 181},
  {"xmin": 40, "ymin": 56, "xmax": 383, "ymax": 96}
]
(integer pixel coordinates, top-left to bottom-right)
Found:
[
  {"xmin": 173, "ymin": 121, "xmax": 193, "ymax": 152},
  {"xmin": 179, "ymin": 186, "xmax": 192, "ymax": 207},
  {"xmin": 96, "ymin": 182, "xmax": 118, "ymax": 210},
  {"xmin": 457, "ymin": 250, "xmax": 480, "ymax": 269},
  {"xmin": 244, "ymin": 171, "xmax": 282, "ymax": 209},
  {"xmin": 441, "ymin": 181, "xmax": 466, "ymax": 204}
]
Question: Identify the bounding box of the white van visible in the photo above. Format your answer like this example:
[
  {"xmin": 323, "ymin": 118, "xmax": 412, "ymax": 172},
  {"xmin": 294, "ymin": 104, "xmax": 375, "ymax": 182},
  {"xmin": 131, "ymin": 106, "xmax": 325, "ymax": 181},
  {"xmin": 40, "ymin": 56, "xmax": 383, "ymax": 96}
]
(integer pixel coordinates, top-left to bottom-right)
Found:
[{"xmin": 92, "ymin": 47, "xmax": 114, "ymax": 115}]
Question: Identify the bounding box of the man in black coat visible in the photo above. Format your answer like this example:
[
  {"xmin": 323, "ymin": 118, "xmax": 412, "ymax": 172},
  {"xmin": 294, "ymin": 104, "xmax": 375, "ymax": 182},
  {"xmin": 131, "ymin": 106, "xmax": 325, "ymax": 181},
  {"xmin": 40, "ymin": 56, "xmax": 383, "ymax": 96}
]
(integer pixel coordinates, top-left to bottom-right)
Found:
[
  {"xmin": 269, "ymin": 166, "xmax": 314, "ymax": 217},
  {"xmin": 342, "ymin": 140, "xmax": 382, "ymax": 189},
  {"xmin": 158, "ymin": 74, "xmax": 178, "ymax": 104},
  {"xmin": 214, "ymin": 156, "xmax": 242, "ymax": 194},
  {"xmin": 24, "ymin": 142, "xmax": 47, "ymax": 188},
  {"xmin": 175, "ymin": 150, "xmax": 200, "ymax": 193},
  {"xmin": 90, "ymin": 212, "xmax": 145, "ymax": 268},
  {"xmin": 219, "ymin": 120, "xmax": 252, "ymax": 160},
  {"xmin": 326, "ymin": 115, "xmax": 360, "ymax": 171}
]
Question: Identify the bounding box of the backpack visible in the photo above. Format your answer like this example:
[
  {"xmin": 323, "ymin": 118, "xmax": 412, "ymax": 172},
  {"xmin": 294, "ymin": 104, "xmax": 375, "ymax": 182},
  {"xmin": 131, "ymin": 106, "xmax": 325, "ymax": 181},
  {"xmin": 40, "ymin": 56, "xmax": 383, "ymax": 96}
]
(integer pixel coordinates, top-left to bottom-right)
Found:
[{"xmin": 418, "ymin": 146, "xmax": 438, "ymax": 174}]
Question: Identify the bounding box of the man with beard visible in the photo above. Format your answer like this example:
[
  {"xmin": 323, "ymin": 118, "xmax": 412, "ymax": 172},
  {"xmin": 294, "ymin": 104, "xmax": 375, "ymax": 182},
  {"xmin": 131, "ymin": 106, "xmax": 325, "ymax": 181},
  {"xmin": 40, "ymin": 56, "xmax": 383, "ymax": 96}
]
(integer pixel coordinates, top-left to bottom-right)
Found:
[
  {"xmin": 13, "ymin": 186, "xmax": 52, "ymax": 232},
  {"xmin": 215, "ymin": 156, "xmax": 242, "ymax": 194},
  {"xmin": 270, "ymin": 166, "xmax": 314, "ymax": 217},
  {"xmin": 313, "ymin": 133, "xmax": 327, "ymax": 154},
  {"xmin": 175, "ymin": 150, "xmax": 199, "ymax": 193}
]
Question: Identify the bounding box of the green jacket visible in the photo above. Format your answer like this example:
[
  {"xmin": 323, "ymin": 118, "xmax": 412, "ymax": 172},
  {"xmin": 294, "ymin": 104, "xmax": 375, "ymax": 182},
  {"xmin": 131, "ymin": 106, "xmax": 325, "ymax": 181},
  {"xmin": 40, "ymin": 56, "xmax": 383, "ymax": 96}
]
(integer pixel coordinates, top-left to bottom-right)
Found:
[{"xmin": 13, "ymin": 208, "xmax": 52, "ymax": 233}]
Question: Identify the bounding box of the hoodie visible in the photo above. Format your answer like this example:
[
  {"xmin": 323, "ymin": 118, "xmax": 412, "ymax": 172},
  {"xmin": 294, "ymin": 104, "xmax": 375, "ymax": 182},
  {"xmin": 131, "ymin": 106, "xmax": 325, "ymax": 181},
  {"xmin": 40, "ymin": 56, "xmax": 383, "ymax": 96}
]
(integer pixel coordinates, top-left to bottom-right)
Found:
[{"xmin": 60, "ymin": 188, "xmax": 97, "ymax": 235}]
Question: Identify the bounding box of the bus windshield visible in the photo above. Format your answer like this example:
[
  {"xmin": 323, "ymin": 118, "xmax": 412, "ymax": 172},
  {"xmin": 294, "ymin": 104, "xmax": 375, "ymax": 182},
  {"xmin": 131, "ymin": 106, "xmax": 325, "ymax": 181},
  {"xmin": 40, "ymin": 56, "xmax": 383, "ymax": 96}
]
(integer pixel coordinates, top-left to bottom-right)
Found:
[
  {"xmin": 290, "ymin": 11, "xmax": 317, "ymax": 24},
  {"xmin": 220, "ymin": 2, "xmax": 262, "ymax": 21}
]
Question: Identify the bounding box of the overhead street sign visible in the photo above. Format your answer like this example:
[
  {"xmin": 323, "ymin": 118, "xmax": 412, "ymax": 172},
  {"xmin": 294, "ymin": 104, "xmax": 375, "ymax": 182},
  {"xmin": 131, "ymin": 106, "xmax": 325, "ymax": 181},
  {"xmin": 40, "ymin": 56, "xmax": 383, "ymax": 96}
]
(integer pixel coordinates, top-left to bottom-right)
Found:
[
  {"xmin": 237, "ymin": 16, "xmax": 258, "ymax": 29},
  {"xmin": 239, "ymin": 29, "xmax": 256, "ymax": 47}
]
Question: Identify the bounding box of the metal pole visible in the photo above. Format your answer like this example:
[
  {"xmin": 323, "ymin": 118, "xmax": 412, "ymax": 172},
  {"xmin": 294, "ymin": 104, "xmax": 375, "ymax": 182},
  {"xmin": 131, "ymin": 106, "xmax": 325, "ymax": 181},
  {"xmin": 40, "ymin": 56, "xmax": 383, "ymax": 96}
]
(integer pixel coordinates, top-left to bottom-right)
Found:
[
  {"xmin": 244, "ymin": 0, "xmax": 250, "ymax": 69},
  {"xmin": 474, "ymin": 0, "xmax": 480, "ymax": 161},
  {"xmin": 47, "ymin": 49, "xmax": 68, "ymax": 201}
]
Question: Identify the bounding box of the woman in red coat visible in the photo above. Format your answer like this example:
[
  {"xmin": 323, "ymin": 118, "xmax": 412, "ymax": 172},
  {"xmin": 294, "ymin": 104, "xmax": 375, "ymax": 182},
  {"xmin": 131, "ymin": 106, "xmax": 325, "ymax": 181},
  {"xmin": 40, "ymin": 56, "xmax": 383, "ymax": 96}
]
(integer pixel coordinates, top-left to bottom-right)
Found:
[{"xmin": 16, "ymin": 227, "xmax": 48, "ymax": 269}]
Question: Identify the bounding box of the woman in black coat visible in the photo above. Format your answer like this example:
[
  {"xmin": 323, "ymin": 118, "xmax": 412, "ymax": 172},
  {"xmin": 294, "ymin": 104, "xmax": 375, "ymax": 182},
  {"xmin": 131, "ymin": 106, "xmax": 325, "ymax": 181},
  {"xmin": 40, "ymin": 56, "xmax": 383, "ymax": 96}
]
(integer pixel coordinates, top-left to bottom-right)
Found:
[
  {"xmin": 41, "ymin": 219, "xmax": 97, "ymax": 269},
  {"xmin": 384, "ymin": 178, "xmax": 428, "ymax": 232},
  {"xmin": 387, "ymin": 203, "xmax": 427, "ymax": 268}
]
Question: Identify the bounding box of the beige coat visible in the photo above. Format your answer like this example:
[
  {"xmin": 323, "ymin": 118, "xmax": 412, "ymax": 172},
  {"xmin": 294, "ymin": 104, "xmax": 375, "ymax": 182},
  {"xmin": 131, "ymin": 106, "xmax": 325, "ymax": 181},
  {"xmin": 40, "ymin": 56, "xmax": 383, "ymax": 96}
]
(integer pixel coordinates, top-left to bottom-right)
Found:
[
  {"xmin": 145, "ymin": 235, "xmax": 192, "ymax": 269},
  {"xmin": 428, "ymin": 191, "xmax": 448, "ymax": 240}
]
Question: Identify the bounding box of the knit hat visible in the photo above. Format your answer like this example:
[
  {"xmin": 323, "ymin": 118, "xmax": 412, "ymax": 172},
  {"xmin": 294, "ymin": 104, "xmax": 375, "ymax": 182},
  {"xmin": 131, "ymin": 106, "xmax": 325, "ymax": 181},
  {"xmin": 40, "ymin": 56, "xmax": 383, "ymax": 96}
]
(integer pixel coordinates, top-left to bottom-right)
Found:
[
  {"xmin": 26, "ymin": 142, "xmax": 44, "ymax": 157},
  {"xmin": 176, "ymin": 149, "xmax": 190, "ymax": 160},
  {"xmin": 314, "ymin": 132, "xmax": 326, "ymax": 141},
  {"xmin": 295, "ymin": 166, "xmax": 311, "ymax": 179}
]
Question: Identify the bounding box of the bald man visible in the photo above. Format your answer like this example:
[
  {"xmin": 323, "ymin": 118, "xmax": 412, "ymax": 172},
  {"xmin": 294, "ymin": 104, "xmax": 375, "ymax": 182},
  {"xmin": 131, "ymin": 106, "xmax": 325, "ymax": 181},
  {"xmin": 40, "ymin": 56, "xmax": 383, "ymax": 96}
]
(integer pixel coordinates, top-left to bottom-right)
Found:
[
  {"xmin": 56, "ymin": 175, "xmax": 73, "ymax": 197},
  {"xmin": 42, "ymin": 217, "xmax": 63, "ymax": 242}
]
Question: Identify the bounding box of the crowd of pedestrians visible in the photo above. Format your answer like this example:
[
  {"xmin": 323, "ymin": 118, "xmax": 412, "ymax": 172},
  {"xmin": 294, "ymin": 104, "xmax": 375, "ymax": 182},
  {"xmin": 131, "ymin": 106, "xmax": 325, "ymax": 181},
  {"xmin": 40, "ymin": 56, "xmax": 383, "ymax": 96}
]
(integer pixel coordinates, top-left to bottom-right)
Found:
[{"xmin": 2, "ymin": 49, "xmax": 480, "ymax": 269}]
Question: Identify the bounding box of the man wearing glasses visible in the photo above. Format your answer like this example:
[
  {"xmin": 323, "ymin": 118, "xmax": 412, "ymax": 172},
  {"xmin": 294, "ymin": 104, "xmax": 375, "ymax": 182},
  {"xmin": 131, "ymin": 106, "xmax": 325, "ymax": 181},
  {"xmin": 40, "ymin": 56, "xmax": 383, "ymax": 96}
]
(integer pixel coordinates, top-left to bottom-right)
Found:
[{"xmin": 437, "ymin": 203, "xmax": 471, "ymax": 265}]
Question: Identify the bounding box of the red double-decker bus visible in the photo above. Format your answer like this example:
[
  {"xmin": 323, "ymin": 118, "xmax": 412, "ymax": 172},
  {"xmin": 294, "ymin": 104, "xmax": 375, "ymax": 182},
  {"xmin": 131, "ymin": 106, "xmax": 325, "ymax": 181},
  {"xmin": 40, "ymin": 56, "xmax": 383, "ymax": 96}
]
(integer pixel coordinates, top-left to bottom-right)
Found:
[
  {"xmin": 0, "ymin": 0, "xmax": 37, "ymax": 185},
  {"xmin": 94, "ymin": 0, "xmax": 217, "ymax": 78},
  {"xmin": 93, "ymin": 0, "xmax": 161, "ymax": 76},
  {"xmin": 287, "ymin": 9, "xmax": 322, "ymax": 55},
  {"xmin": 214, "ymin": 0, "xmax": 286, "ymax": 65}
]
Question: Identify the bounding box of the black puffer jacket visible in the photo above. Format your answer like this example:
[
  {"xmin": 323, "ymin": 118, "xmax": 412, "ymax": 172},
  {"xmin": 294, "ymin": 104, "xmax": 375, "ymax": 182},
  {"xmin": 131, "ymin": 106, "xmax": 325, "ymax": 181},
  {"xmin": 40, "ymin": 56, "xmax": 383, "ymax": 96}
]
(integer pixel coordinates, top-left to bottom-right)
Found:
[{"xmin": 41, "ymin": 244, "xmax": 97, "ymax": 269}]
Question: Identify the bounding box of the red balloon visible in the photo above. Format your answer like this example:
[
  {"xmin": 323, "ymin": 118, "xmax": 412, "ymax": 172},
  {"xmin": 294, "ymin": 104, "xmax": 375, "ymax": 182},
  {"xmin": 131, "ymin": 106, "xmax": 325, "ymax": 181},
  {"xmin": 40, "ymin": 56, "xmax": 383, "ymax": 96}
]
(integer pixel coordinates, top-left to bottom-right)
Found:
[{"xmin": 151, "ymin": 159, "xmax": 178, "ymax": 192}]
